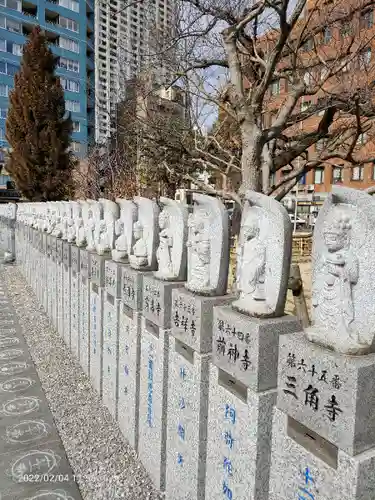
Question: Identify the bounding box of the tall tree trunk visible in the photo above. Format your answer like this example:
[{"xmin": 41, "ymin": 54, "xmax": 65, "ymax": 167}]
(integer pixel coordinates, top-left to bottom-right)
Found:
[{"xmin": 239, "ymin": 120, "xmax": 263, "ymax": 195}]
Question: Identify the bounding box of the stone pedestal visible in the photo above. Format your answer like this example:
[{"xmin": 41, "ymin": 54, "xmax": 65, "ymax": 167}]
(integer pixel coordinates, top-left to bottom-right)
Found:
[
  {"xmin": 212, "ymin": 308, "xmax": 301, "ymax": 391},
  {"xmin": 102, "ymin": 260, "xmax": 123, "ymax": 420},
  {"xmin": 90, "ymin": 281, "xmax": 104, "ymax": 396},
  {"xmin": 62, "ymin": 242, "xmax": 71, "ymax": 348},
  {"xmin": 165, "ymin": 336, "xmax": 211, "ymax": 500},
  {"xmin": 50, "ymin": 236, "xmax": 58, "ymax": 328},
  {"xmin": 120, "ymin": 265, "xmax": 148, "ymax": 311},
  {"xmin": 56, "ymin": 239, "xmax": 64, "ymax": 336},
  {"xmin": 118, "ymin": 305, "xmax": 141, "ymax": 450},
  {"xmin": 79, "ymin": 249, "xmax": 90, "ymax": 376},
  {"xmin": 138, "ymin": 317, "xmax": 170, "ymax": 491},
  {"xmin": 205, "ymin": 364, "xmax": 276, "ymax": 500},
  {"xmin": 268, "ymin": 331, "xmax": 375, "ymax": 499},
  {"xmin": 269, "ymin": 408, "xmax": 375, "ymax": 500},
  {"xmin": 171, "ymin": 288, "xmax": 233, "ymax": 354},
  {"xmin": 70, "ymin": 246, "xmax": 80, "ymax": 360},
  {"xmin": 142, "ymin": 275, "xmax": 185, "ymax": 329},
  {"xmin": 204, "ymin": 310, "xmax": 301, "ymax": 500},
  {"xmin": 277, "ymin": 332, "xmax": 375, "ymax": 456},
  {"xmin": 88, "ymin": 253, "xmax": 109, "ymax": 396}
]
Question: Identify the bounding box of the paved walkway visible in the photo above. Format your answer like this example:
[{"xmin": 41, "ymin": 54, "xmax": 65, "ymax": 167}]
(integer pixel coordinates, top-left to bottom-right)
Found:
[{"xmin": 0, "ymin": 277, "xmax": 82, "ymax": 500}]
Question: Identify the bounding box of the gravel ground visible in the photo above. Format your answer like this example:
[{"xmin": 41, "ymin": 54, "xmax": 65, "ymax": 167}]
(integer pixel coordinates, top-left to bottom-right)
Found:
[{"xmin": 1, "ymin": 263, "xmax": 164, "ymax": 500}]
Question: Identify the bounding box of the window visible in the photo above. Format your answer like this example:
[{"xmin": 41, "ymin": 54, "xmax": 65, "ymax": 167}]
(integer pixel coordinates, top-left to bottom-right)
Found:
[
  {"xmin": 0, "ymin": 61, "xmax": 17, "ymax": 75},
  {"xmin": 0, "ymin": 84, "xmax": 8, "ymax": 97},
  {"xmin": 66, "ymin": 100, "xmax": 80, "ymax": 112},
  {"xmin": 332, "ymin": 167, "xmax": 343, "ymax": 183},
  {"xmin": 59, "ymin": 16, "xmax": 79, "ymax": 32},
  {"xmin": 301, "ymin": 38, "xmax": 313, "ymax": 52},
  {"xmin": 314, "ymin": 168, "xmax": 324, "ymax": 184},
  {"xmin": 359, "ymin": 48, "xmax": 372, "ymax": 69},
  {"xmin": 60, "ymin": 77, "xmax": 80, "ymax": 92},
  {"xmin": 304, "ymin": 71, "xmax": 312, "ymax": 86},
  {"xmin": 351, "ymin": 166, "xmax": 364, "ymax": 181},
  {"xmin": 301, "ymin": 100, "xmax": 311, "ymax": 112},
  {"xmin": 360, "ymin": 9, "xmax": 373, "ymax": 30},
  {"xmin": 0, "ymin": 0, "xmax": 21, "ymax": 11},
  {"xmin": 0, "ymin": 17, "xmax": 21, "ymax": 33},
  {"xmin": 372, "ymin": 163, "xmax": 375, "ymax": 180},
  {"xmin": 58, "ymin": 57, "xmax": 79, "ymax": 72},
  {"xmin": 71, "ymin": 141, "xmax": 80, "ymax": 152},
  {"xmin": 0, "ymin": 38, "xmax": 6, "ymax": 52},
  {"xmin": 270, "ymin": 79, "xmax": 280, "ymax": 95},
  {"xmin": 12, "ymin": 43, "xmax": 21, "ymax": 55},
  {"xmin": 0, "ymin": 128, "xmax": 5, "ymax": 140},
  {"xmin": 322, "ymin": 27, "xmax": 331, "ymax": 44},
  {"xmin": 0, "ymin": 107, "xmax": 7, "ymax": 118},
  {"xmin": 72, "ymin": 121, "xmax": 80, "ymax": 132},
  {"xmin": 59, "ymin": 0, "xmax": 79, "ymax": 12},
  {"xmin": 59, "ymin": 37, "xmax": 79, "ymax": 53},
  {"xmin": 358, "ymin": 133, "xmax": 368, "ymax": 145}
]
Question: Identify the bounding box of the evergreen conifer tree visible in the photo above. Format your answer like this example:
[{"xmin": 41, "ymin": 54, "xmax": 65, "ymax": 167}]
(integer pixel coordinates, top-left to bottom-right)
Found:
[{"xmin": 6, "ymin": 26, "xmax": 76, "ymax": 200}]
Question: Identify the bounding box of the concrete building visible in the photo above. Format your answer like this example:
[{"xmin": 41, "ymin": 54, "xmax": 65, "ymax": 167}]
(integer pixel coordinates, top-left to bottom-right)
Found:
[
  {"xmin": 113, "ymin": 78, "xmax": 189, "ymax": 196},
  {"xmin": 95, "ymin": 0, "xmax": 175, "ymax": 144},
  {"xmin": 0, "ymin": 0, "xmax": 95, "ymax": 166}
]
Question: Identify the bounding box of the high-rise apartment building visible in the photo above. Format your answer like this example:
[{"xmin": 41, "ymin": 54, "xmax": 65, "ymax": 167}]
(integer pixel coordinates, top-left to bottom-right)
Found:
[
  {"xmin": 0, "ymin": 0, "xmax": 95, "ymax": 173},
  {"xmin": 95, "ymin": 0, "xmax": 175, "ymax": 144}
]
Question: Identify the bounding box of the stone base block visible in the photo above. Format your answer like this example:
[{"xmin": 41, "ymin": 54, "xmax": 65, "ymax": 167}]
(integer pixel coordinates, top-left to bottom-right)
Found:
[
  {"xmin": 269, "ymin": 408, "xmax": 375, "ymax": 500},
  {"xmin": 143, "ymin": 275, "xmax": 185, "ymax": 329},
  {"xmin": 166, "ymin": 337, "xmax": 210, "ymax": 500},
  {"xmin": 63, "ymin": 265, "xmax": 71, "ymax": 348},
  {"xmin": 89, "ymin": 252, "xmax": 111, "ymax": 286},
  {"xmin": 171, "ymin": 288, "xmax": 233, "ymax": 354},
  {"xmin": 138, "ymin": 317, "xmax": 169, "ymax": 491},
  {"xmin": 89, "ymin": 282, "xmax": 104, "ymax": 396},
  {"xmin": 105, "ymin": 260, "xmax": 125, "ymax": 298},
  {"xmin": 205, "ymin": 364, "xmax": 276, "ymax": 500},
  {"xmin": 70, "ymin": 271, "xmax": 80, "ymax": 360},
  {"xmin": 212, "ymin": 308, "xmax": 301, "ymax": 392},
  {"xmin": 118, "ymin": 306, "xmax": 141, "ymax": 450},
  {"xmin": 79, "ymin": 248, "xmax": 89, "ymax": 278},
  {"xmin": 120, "ymin": 265, "xmax": 149, "ymax": 311},
  {"xmin": 102, "ymin": 294, "xmax": 120, "ymax": 419},
  {"xmin": 79, "ymin": 276, "xmax": 90, "ymax": 376},
  {"xmin": 277, "ymin": 332, "xmax": 375, "ymax": 456}
]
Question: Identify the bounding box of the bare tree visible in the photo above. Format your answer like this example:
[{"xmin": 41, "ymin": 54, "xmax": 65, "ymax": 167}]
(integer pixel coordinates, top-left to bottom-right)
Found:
[
  {"xmin": 72, "ymin": 143, "xmax": 138, "ymax": 200},
  {"xmin": 117, "ymin": 0, "xmax": 375, "ymax": 204}
]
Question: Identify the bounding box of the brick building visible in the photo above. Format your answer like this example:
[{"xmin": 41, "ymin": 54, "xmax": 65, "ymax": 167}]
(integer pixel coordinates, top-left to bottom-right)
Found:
[{"xmin": 215, "ymin": 0, "xmax": 375, "ymax": 222}]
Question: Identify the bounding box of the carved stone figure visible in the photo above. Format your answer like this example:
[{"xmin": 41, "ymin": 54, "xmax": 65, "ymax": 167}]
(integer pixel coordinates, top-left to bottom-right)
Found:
[
  {"xmin": 304, "ymin": 186, "xmax": 374, "ymax": 354},
  {"xmin": 154, "ymin": 197, "xmax": 188, "ymax": 281},
  {"xmin": 186, "ymin": 194, "xmax": 229, "ymax": 296},
  {"xmin": 76, "ymin": 201, "xmax": 87, "ymax": 248},
  {"xmin": 232, "ymin": 191, "xmax": 292, "ymax": 317},
  {"xmin": 51, "ymin": 202, "xmax": 63, "ymax": 238},
  {"xmin": 96, "ymin": 199, "xmax": 119, "ymax": 255},
  {"xmin": 85, "ymin": 200, "xmax": 97, "ymax": 252},
  {"xmin": 129, "ymin": 197, "xmax": 159, "ymax": 270},
  {"xmin": 61, "ymin": 202, "xmax": 71, "ymax": 240},
  {"xmin": 67, "ymin": 202, "xmax": 80, "ymax": 243},
  {"xmin": 112, "ymin": 199, "xmax": 137, "ymax": 262}
]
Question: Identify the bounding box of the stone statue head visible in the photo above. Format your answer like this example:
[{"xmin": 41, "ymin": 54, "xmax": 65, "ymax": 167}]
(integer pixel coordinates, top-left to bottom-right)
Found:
[{"xmin": 323, "ymin": 209, "xmax": 351, "ymax": 252}]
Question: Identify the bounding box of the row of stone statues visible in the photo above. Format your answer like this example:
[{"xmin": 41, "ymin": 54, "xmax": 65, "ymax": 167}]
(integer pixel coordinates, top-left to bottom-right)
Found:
[{"xmin": 2, "ymin": 185, "xmax": 375, "ymax": 356}]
